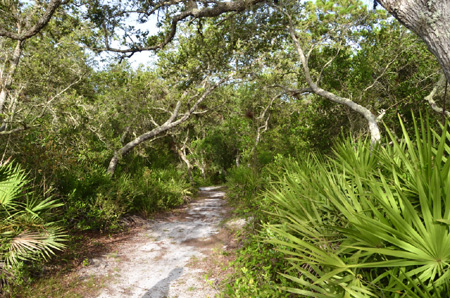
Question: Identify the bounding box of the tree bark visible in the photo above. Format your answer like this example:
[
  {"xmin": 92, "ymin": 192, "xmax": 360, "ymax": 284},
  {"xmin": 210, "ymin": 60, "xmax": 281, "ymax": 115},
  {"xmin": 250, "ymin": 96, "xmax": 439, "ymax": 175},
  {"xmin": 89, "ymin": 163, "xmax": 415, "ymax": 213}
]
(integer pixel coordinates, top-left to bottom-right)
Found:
[
  {"xmin": 377, "ymin": 0, "xmax": 450, "ymax": 82},
  {"xmin": 177, "ymin": 145, "xmax": 194, "ymax": 182},
  {"xmin": 194, "ymin": 159, "xmax": 207, "ymax": 180},
  {"xmin": 424, "ymin": 74, "xmax": 450, "ymax": 117},
  {"xmin": 95, "ymin": 0, "xmax": 265, "ymax": 53},
  {"xmin": 175, "ymin": 134, "xmax": 194, "ymax": 182},
  {"xmin": 0, "ymin": 0, "xmax": 63, "ymax": 41},
  {"xmin": 0, "ymin": 40, "xmax": 24, "ymax": 115}
]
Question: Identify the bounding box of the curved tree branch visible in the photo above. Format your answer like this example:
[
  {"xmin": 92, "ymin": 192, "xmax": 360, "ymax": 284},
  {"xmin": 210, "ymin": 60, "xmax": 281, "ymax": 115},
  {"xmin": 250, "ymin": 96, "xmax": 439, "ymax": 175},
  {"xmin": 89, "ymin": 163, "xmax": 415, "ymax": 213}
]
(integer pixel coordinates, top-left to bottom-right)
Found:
[
  {"xmin": 94, "ymin": 0, "xmax": 265, "ymax": 54},
  {"xmin": 0, "ymin": 0, "xmax": 63, "ymax": 41},
  {"xmin": 424, "ymin": 74, "xmax": 450, "ymax": 118},
  {"xmin": 283, "ymin": 9, "xmax": 382, "ymax": 144}
]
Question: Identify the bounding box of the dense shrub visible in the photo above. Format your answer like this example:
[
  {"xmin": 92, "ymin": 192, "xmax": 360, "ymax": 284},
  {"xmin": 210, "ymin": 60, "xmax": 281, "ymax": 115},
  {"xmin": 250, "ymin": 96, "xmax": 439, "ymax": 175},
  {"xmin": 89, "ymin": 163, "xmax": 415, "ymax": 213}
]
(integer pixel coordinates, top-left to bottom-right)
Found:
[
  {"xmin": 226, "ymin": 165, "xmax": 263, "ymax": 205},
  {"xmin": 59, "ymin": 165, "xmax": 192, "ymax": 231},
  {"xmin": 223, "ymin": 229, "xmax": 293, "ymax": 298},
  {"xmin": 226, "ymin": 154, "xmax": 290, "ymax": 204}
]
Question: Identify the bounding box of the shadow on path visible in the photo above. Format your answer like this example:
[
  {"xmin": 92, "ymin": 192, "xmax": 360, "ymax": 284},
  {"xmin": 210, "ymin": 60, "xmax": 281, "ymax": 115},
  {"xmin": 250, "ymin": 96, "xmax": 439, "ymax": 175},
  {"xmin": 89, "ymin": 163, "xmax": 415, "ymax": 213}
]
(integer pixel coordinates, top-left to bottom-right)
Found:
[{"xmin": 142, "ymin": 267, "xmax": 184, "ymax": 298}]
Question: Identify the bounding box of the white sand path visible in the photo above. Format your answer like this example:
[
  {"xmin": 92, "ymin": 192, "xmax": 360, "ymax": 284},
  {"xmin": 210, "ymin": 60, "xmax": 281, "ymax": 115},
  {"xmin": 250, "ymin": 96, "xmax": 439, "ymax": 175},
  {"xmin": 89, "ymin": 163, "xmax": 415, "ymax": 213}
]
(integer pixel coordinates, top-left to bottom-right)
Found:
[{"xmin": 78, "ymin": 186, "xmax": 228, "ymax": 298}]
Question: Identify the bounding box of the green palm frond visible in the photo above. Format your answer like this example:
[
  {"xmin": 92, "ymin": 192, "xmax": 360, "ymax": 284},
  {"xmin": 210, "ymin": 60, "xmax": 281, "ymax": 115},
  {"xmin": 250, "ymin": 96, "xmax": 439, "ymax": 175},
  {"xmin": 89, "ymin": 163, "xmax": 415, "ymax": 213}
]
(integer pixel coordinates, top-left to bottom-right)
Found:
[
  {"xmin": 266, "ymin": 115, "xmax": 450, "ymax": 296},
  {"xmin": 0, "ymin": 161, "xmax": 67, "ymax": 283},
  {"xmin": 6, "ymin": 228, "xmax": 66, "ymax": 265},
  {"xmin": 0, "ymin": 163, "xmax": 28, "ymax": 210}
]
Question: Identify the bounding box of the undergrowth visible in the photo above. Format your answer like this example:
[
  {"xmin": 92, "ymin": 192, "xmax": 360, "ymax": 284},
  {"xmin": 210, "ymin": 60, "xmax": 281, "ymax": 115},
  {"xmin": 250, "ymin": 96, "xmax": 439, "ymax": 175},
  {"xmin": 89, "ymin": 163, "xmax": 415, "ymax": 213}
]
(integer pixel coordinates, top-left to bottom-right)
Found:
[
  {"xmin": 224, "ymin": 116, "xmax": 450, "ymax": 297},
  {"xmin": 223, "ymin": 156, "xmax": 298, "ymax": 297}
]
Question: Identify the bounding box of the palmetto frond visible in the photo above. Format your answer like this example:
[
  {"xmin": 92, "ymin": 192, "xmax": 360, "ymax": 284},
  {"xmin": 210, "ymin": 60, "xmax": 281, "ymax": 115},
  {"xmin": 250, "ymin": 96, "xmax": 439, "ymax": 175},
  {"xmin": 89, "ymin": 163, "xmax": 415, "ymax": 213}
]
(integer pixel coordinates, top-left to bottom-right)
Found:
[
  {"xmin": 0, "ymin": 163, "xmax": 28, "ymax": 210},
  {"xmin": 267, "ymin": 116, "xmax": 450, "ymax": 297},
  {"xmin": 0, "ymin": 161, "xmax": 66, "ymax": 284},
  {"xmin": 6, "ymin": 228, "xmax": 66, "ymax": 265}
]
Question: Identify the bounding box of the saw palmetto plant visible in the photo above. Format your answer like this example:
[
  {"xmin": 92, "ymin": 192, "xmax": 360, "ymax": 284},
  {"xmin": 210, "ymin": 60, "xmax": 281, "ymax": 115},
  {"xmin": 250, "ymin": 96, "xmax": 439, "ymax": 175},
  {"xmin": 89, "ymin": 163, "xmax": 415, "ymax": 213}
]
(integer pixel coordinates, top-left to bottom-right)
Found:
[
  {"xmin": 0, "ymin": 161, "xmax": 66, "ymax": 287},
  {"xmin": 266, "ymin": 116, "xmax": 450, "ymax": 297}
]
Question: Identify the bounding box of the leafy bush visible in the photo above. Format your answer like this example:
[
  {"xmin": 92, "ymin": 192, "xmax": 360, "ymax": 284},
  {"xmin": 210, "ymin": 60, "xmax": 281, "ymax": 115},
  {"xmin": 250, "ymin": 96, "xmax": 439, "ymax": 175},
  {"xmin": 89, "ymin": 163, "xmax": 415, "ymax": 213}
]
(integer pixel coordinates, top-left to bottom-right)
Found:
[
  {"xmin": 226, "ymin": 154, "xmax": 290, "ymax": 203},
  {"xmin": 131, "ymin": 167, "xmax": 192, "ymax": 217},
  {"xmin": 61, "ymin": 166, "xmax": 192, "ymax": 231},
  {"xmin": 223, "ymin": 229, "xmax": 293, "ymax": 298},
  {"xmin": 226, "ymin": 166, "xmax": 262, "ymax": 204},
  {"xmin": 266, "ymin": 116, "xmax": 450, "ymax": 297},
  {"xmin": 0, "ymin": 161, "xmax": 66, "ymax": 292}
]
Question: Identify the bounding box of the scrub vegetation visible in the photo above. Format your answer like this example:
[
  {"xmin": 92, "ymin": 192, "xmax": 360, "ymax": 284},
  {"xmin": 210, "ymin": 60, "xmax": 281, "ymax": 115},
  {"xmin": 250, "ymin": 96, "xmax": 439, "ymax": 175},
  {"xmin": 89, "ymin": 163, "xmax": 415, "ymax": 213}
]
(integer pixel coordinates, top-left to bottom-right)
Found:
[{"xmin": 1, "ymin": 0, "xmax": 450, "ymax": 296}]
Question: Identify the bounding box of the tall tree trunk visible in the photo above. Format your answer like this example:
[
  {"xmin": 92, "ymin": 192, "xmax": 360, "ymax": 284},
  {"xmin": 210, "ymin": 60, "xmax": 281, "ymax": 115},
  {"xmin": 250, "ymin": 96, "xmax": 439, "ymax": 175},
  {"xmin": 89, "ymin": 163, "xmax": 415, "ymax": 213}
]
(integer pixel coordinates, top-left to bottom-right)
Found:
[{"xmin": 378, "ymin": 0, "xmax": 450, "ymax": 82}]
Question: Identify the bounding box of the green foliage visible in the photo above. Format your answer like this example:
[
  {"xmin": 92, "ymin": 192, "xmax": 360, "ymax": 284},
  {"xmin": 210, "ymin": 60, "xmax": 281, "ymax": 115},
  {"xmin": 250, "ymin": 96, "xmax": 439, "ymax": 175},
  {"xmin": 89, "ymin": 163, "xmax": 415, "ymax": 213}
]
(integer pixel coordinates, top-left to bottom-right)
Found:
[
  {"xmin": 130, "ymin": 167, "xmax": 192, "ymax": 217},
  {"xmin": 0, "ymin": 161, "xmax": 66, "ymax": 291},
  {"xmin": 265, "ymin": 116, "xmax": 450, "ymax": 297},
  {"xmin": 0, "ymin": 0, "xmax": 447, "ymax": 294},
  {"xmin": 226, "ymin": 166, "xmax": 262, "ymax": 204},
  {"xmin": 59, "ymin": 164, "xmax": 191, "ymax": 231},
  {"xmin": 223, "ymin": 156, "xmax": 304, "ymax": 297},
  {"xmin": 223, "ymin": 229, "xmax": 293, "ymax": 298}
]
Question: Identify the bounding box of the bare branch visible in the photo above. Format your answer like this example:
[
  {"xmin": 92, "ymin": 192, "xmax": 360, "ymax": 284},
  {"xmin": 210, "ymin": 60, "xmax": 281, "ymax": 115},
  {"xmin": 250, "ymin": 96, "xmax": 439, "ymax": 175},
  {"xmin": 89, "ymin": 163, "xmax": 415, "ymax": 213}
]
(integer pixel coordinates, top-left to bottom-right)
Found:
[
  {"xmin": 120, "ymin": 127, "xmax": 130, "ymax": 144},
  {"xmin": 107, "ymin": 76, "xmax": 229, "ymax": 175},
  {"xmin": 271, "ymin": 85, "xmax": 312, "ymax": 98},
  {"xmin": 148, "ymin": 114, "xmax": 160, "ymax": 127},
  {"xmin": 363, "ymin": 44, "xmax": 414, "ymax": 93},
  {"xmin": 257, "ymin": 92, "xmax": 283, "ymax": 120},
  {"xmin": 164, "ymin": 101, "xmax": 182, "ymax": 125},
  {"xmin": 32, "ymin": 75, "xmax": 85, "ymax": 122},
  {"xmin": 0, "ymin": 0, "xmax": 62, "ymax": 41},
  {"xmin": 0, "ymin": 124, "xmax": 32, "ymax": 135},
  {"xmin": 316, "ymin": 41, "xmax": 343, "ymax": 85},
  {"xmin": 192, "ymin": 109, "xmax": 209, "ymax": 115},
  {"xmin": 254, "ymin": 114, "xmax": 270, "ymax": 147},
  {"xmin": 94, "ymin": 0, "xmax": 265, "ymax": 54},
  {"xmin": 424, "ymin": 74, "xmax": 450, "ymax": 117}
]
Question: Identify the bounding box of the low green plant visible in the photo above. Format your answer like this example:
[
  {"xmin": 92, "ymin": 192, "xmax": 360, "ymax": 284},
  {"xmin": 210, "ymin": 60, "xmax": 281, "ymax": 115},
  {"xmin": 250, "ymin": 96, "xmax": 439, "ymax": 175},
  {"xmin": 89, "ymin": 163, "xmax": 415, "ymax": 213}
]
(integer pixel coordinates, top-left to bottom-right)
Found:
[
  {"xmin": 222, "ymin": 228, "xmax": 293, "ymax": 298},
  {"xmin": 226, "ymin": 155, "xmax": 286, "ymax": 205},
  {"xmin": 130, "ymin": 167, "xmax": 192, "ymax": 216},
  {"xmin": 222, "ymin": 156, "xmax": 305, "ymax": 297},
  {"xmin": 226, "ymin": 166, "xmax": 262, "ymax": 203},
  {"xmin": 266, "ymin": 116, "xmax": 450, "ymax": 297},
  {"xmin": 0, "ymin": 161, "xmax": 66, "ymax": 292},
  {"xmin": 60, "ymin": 165, "xmax": 192, "ymax": 231}
]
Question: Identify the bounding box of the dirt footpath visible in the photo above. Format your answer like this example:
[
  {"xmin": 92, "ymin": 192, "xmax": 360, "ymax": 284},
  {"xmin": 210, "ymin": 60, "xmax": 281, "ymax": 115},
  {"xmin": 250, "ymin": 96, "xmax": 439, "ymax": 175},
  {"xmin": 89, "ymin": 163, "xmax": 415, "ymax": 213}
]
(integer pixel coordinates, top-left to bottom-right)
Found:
[{"xmin": 78, "ymin": 186, "xmax": 235, "ymax": 298}]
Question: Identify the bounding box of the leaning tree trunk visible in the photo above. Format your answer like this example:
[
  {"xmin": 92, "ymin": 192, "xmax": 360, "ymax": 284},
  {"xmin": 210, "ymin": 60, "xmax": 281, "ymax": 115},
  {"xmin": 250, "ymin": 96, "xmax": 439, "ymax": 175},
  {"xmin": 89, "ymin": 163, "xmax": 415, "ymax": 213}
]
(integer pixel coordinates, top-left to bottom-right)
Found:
[
  {"xmin": 107, "ymin": 122, "xmax": 177, "ymax": 175},
  {"xmin": 0, "ymin": 40, "xmax": 23, "ymax": 115},
  {"xmin": 107, "ymin": 77, "xmax": 226, "ymax": 176},
  {"xmin": 286, "ymin": 14, "xmax": 382, "ymax": 143},
  {"xmin": 175, "ymin": 142, "xmax": 194, "ymax": 183},
  {"xmin": 378, "ymin": 0, "xmax": 450, "ymax": 82}
]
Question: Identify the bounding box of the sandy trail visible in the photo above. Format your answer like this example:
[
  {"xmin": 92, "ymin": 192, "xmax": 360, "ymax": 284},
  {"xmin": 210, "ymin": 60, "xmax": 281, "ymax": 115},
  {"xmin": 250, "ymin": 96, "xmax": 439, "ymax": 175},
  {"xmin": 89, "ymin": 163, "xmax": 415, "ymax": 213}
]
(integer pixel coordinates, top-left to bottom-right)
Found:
[{"xmin": 78, "ymin": 186, "xmax": 229, "ymax": 298}]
